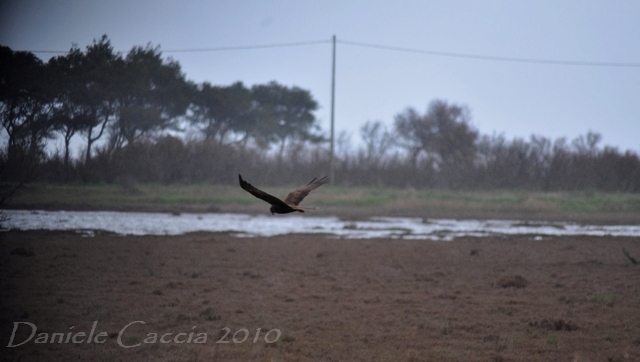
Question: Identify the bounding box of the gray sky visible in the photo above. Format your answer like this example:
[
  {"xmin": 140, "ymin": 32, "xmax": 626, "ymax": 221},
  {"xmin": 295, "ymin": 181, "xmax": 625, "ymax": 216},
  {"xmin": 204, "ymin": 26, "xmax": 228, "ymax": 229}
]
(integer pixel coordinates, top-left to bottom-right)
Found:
[{"xmin": 2, "ymin": 0, "xmax": 640, "ymax": 151}]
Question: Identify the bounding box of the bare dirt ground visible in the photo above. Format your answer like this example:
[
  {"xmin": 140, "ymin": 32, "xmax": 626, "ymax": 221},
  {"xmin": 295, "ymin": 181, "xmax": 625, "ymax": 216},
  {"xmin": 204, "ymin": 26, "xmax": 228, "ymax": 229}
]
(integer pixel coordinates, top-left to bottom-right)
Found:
[{"xmin": 1, "ymin": 230, "xmax": 640, "ymax": 361}]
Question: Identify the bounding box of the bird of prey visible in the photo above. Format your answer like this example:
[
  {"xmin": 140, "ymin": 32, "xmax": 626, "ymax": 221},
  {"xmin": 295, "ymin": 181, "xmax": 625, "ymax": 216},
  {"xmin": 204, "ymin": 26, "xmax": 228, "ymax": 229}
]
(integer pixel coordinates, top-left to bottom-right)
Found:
[{"xmin": 238, "ymin": 174, "xmax": 328, "ymax": 214}]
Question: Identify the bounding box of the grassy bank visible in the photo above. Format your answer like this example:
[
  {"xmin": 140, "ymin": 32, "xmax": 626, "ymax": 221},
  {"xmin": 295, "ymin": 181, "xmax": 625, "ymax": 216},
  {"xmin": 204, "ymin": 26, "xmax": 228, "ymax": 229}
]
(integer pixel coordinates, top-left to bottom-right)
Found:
[{"xmin": 4, "ymin": 182, "xmax": 640, "ymax": 223}]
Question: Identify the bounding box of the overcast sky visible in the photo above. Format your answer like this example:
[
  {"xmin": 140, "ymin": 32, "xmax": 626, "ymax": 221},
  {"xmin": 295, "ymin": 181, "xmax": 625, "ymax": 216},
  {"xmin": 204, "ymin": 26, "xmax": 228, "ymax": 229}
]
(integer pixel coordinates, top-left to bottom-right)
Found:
[{"xmin": 2, "ymin": 0, "xmax": 640, "ymax": 152}]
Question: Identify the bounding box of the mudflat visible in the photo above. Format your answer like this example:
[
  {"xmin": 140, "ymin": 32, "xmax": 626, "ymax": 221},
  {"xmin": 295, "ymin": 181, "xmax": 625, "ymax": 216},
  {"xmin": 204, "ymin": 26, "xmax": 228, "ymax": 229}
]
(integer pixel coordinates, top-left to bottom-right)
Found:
[{"xmin": 1, "ymin": 230, "xmax": 639, "ymax": 361}]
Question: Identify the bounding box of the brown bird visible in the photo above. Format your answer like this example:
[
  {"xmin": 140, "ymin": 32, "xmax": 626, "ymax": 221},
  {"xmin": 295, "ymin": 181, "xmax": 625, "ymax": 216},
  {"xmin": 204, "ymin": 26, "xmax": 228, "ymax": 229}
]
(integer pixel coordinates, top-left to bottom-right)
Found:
[{"xmin": 238, "ymin": 174, "xmax": 328, "ymax": 214}]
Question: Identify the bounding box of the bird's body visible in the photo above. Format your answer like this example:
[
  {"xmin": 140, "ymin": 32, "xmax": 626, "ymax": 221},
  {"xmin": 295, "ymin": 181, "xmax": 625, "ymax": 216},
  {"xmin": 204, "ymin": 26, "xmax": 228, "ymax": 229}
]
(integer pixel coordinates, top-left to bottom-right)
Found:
[{"xmin": 238, "ymin": 174, "xmax": 328, "ymax": 214}]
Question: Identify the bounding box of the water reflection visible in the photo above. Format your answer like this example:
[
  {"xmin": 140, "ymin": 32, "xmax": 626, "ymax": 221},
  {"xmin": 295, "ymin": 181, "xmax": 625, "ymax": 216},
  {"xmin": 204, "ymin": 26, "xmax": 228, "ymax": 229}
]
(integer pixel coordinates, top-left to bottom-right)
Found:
[{"xmin": 2, "ymin": 210, "xmax": 640, "ymax": 240}]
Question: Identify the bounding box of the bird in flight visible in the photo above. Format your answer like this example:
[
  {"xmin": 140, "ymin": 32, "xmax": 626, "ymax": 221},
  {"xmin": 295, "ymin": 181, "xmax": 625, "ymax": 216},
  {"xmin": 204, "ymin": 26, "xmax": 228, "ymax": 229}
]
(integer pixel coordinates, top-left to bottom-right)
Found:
[{"xmin": 238, "ymin": 174, "xmax": 328, "ymax": 214}]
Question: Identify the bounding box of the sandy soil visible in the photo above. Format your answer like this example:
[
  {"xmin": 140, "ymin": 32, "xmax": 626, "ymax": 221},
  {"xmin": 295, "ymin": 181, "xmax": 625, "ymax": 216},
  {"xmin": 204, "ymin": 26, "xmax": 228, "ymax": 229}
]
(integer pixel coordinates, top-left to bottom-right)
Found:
[{"xmin": 1, "ymin": 230, "xmax": 640, "ymax": 361}]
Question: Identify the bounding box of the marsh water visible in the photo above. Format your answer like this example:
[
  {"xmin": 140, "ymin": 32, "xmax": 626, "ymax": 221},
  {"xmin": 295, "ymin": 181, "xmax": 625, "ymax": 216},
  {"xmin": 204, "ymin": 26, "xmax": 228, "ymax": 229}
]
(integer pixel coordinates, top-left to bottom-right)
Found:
[{"xmin": 3, "ymin": 209, "xmax": 640, "ymax": 240}]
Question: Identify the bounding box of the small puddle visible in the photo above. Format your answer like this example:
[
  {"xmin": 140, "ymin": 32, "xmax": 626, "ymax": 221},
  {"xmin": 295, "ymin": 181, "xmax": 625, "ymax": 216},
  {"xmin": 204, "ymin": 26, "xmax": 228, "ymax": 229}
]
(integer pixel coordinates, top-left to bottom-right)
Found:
[{"xmin": 2, "ymin": 210, "xmax": 640, "ymax": 240}]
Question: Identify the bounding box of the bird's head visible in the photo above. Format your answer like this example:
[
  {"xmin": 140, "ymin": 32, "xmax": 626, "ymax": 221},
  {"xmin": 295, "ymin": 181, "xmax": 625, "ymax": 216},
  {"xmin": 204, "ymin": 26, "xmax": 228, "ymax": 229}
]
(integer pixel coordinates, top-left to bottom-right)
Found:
[{"xmin": 269, "ymin": 206, "xmax": 275, "ymax": 215}]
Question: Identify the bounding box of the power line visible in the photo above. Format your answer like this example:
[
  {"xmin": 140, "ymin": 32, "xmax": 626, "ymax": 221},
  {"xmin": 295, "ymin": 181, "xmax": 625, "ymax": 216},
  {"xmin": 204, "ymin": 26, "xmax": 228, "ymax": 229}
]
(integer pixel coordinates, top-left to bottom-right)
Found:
[
  {"xmin": 163, "ymin": 39, "xmax": 331, "ymax": 53},
  {"xmin": 14, "ymin": 37, "xmax": 640, "ymax": 68},
  {"xmin": 338, "ymin": 40, "xmax": 640, "ymax": 68},
  {"xmin": 17, "ymin": 39, "xmax": 331, "ymax": 55},
  {"xmin": 13, "ymin": 49, "xmax": 67, "ymax": 54}
]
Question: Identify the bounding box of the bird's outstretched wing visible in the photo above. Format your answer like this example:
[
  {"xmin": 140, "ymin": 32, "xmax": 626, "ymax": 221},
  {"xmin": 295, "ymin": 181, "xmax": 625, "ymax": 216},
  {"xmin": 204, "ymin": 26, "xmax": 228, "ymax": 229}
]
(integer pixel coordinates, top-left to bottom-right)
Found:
[
  {"xmin": 284, "ymin": 176, "xmax": 329, "ymax": 206},
  {"xmin": 238, "ymin": 174, "xmax": 290, "ymax": 208}
]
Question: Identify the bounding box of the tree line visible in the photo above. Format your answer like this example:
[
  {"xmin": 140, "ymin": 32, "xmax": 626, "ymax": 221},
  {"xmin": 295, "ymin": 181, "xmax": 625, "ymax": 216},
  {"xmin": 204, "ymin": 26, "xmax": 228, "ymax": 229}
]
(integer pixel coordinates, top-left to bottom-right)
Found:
[{"xmin": 2, "ymin": 36, "xmax": 640, "ymax": 192}]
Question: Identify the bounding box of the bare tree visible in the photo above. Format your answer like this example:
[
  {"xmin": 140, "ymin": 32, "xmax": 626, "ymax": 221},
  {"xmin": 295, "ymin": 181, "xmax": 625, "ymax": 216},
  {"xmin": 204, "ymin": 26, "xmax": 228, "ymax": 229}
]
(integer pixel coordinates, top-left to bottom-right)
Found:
[{"xmin": 359, "ymin": 120, "xmax": 394, "ymax": 186}]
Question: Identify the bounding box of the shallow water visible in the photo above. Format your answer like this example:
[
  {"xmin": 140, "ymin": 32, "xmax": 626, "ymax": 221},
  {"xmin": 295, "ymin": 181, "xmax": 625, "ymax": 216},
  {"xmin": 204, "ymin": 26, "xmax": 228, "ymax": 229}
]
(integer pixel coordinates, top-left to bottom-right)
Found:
[{"xmin": 3, "ymin": 209, "xmax": 640, "ymax": 240}]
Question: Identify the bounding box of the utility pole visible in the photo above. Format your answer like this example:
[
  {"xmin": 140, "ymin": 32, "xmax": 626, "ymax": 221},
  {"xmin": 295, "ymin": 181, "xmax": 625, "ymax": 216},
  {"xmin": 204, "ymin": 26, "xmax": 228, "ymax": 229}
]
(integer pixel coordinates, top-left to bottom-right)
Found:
[{"xmin": 329, "ymin": 35, "xmax": 336, "ymax": 184}]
